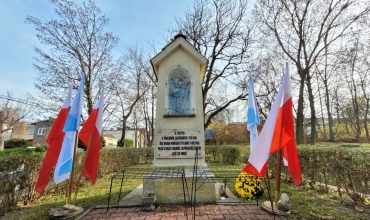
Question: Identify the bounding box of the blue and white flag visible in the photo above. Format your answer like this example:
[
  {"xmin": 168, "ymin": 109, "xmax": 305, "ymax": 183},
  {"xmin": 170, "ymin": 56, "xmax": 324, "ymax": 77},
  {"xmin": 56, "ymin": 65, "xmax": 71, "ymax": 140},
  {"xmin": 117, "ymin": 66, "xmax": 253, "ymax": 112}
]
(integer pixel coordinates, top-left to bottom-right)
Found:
[
  {"xmin": 54, "ymin": 75, "xmax": 84, "ymax": 184},
  {"xmin": 247, "ymin": 74, "xmax": 260, "ymax": 152}
]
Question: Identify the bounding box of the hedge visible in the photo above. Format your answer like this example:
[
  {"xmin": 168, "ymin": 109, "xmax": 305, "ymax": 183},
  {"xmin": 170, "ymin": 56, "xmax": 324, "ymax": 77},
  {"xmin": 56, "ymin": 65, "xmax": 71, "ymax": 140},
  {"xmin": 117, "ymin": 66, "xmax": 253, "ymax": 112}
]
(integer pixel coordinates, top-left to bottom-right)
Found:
[{"xmin": 205, "ymin": 145, "xmax": 243, "ymax": 164}]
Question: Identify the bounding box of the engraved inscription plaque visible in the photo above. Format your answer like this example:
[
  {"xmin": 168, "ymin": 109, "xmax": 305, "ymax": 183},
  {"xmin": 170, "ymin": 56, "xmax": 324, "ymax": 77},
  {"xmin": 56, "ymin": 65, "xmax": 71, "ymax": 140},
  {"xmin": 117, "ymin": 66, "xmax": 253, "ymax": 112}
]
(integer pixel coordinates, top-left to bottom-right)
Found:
[{"xmin": 156, "ymin": 129, "xmax": 203, "ymax": 158}]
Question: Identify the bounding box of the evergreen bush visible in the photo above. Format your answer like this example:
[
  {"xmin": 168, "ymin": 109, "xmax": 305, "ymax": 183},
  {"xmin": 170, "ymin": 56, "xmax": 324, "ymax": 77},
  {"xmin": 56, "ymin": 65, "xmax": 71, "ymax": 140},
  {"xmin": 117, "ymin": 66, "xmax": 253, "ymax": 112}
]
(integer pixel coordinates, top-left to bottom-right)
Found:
[
  {"xmin": 124, "ymin": 139, "xmax": 133, "ymax": 147},
  {"xmin": 4, "ymin": 139, "xmax": 28, "ymax": 149},
  {"xmin": 117, "ymin": 138, "xmax": 133, "ymax": 147}
]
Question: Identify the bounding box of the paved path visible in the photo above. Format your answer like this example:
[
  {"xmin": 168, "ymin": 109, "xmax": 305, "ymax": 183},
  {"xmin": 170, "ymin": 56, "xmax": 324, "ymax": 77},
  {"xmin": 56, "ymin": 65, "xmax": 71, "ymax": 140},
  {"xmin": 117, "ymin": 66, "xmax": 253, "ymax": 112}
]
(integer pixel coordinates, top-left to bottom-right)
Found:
[{"xmin": 79, "ymin": 204, "xmax": 285, "ymax": 220}]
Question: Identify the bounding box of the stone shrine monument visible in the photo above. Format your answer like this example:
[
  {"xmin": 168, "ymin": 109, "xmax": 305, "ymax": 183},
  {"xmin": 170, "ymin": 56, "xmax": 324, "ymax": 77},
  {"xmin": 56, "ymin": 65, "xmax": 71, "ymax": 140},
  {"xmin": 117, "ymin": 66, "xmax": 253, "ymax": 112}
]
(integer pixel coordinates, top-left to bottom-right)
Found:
[{"xmin": 143, "ymin": 34, "xmax": 215, "ymax": 204}]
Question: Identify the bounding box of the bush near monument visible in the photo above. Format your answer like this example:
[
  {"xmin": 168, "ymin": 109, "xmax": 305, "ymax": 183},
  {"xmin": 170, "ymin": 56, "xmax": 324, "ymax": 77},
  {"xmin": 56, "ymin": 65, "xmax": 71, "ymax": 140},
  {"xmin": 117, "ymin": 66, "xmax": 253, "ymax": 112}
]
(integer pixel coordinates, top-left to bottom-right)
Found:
[
  {"xmin": 205, "ymin": 145, "xmax": 243, "ymax": 164},
  {"xmin": 117, "ymin": 138, "xmax": 133, "ymax": 147}
]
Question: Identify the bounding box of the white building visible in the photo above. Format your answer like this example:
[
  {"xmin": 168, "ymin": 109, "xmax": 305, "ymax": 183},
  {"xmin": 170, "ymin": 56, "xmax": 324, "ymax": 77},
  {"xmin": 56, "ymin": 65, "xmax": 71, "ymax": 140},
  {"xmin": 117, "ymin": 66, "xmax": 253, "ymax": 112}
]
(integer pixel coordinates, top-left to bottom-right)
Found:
[{"xmin": 102, "ymin": 128, "xmax": 146, "ymax": 148}]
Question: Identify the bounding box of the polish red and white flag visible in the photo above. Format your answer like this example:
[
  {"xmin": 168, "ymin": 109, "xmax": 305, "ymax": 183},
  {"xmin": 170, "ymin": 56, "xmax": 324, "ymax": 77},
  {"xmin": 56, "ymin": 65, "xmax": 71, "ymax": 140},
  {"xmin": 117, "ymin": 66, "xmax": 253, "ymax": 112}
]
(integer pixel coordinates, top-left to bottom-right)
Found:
[
  {"xmin": 78, "ymin": 89, "xmax": 104, "ymax": 184},
  {"xmin": 242, "ymin": 63, "xmax": 302, "ymax": 186}
]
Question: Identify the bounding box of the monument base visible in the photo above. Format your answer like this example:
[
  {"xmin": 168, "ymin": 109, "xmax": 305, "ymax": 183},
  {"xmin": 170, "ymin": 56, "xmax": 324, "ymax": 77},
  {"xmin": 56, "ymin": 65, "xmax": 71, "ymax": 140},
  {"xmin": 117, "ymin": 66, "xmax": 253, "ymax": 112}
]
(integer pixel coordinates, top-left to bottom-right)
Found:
[
  {"xmin": 261, "ymin": 201, "xmax": 291, "ymax": 216},
  {"xmin": 142, "ymin": 166, "xmax": 216, "ymax": 204}
]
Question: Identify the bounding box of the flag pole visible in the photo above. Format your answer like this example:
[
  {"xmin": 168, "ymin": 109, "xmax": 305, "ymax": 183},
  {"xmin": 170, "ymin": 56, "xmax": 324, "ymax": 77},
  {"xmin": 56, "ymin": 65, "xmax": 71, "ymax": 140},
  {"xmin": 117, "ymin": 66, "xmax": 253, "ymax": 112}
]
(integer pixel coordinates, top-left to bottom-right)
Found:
[
  {"xmin": 73, "ymin": 134, "xmax": 93, "ymax": 204},
  {"xmin": 65, "ymin": 180, "xmax": 69, "ymax": 204},
  {"xmin": 67, "ymin": 130, "xmax": 79, "ymax": 204},
  {"xmin": 274, "ymin": 67, "xmax": 286, "ymax": 206},
  {"xmin": 275, "ymin": 149, "xmax": 283, "ymax": 205}
]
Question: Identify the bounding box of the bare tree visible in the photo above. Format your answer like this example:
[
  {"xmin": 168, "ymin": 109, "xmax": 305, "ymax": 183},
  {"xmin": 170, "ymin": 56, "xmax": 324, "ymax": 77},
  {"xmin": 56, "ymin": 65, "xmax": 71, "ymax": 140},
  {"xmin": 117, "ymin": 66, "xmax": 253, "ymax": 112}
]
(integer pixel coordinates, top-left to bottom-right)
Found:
[
  {"xmin": 0, "ymin": 92, "xmax": 32, "ymax": 150},
  {"xmin": 254, "ymin": 0, "xmax": 370, "ymax": 144},
  {"xmin": 138, "ymin": 77, "xmax": 156, "ymax": 147},
  {"xmin": 357, "ymin": 27, "xmax": 370, "ymax": 138},
  {"xmin": 331, "ymin": 70, "xmax": 348, "ymax": 137},
  {"xmin": 169, "ymin": 0, "xmax": 255, "ymax": 129},
  {"xmin": 10, "ymin": 121, "xmax": 27, "ymax": 139},
  {"xmin": 108, "ymin": 47, "xmax": 150, "ymax": 147},
  {"xmin": 26, "ymin": 0, "xmax": 122, "ymax": 117},
  {"xmin": 339, "ymin": 31, "xmax": 369, "ymax": 141},
  {"xmin": 313, "ymin": 51, "xmax": 343, "ymax": 141}
]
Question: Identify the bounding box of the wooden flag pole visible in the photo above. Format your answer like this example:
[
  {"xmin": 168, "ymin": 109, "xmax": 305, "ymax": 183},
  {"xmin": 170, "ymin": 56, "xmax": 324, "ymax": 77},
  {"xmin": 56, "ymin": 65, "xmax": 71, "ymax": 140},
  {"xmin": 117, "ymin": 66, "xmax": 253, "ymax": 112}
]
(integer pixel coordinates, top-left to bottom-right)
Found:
[
  {"xmin": 65, "ymin": 179, "xmax": 69, "ymax": 205},
  {"xmin": 67, "ymin": 130, "xmax": 79, "ymax": 204},
  {"xmin": 275, "ymin": 67, "xmax": 286, "ymax": 206},
  {"xmin": 275, "ymin": 149, "xmax": 283, "ymax": 205},
  {"xmin": 73, "ymin": 134, "xmax": 93, "ymax": 204}
]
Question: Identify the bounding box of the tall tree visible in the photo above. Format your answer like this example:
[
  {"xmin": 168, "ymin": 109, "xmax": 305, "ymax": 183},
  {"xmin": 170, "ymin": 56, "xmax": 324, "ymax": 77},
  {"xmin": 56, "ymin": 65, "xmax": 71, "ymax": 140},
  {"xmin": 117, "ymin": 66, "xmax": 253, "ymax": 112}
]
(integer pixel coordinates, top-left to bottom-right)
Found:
[
  {"xmin": 108, "ymin": 47, "xmax": 149, "ymax": 147},
  {"xmin": 340, "ymin": 32, "xmax": 369, "ymax": 141},
  {"xmin": 169, "ymin": 0, "xmax": 255, "ymax": 129},
  {"xmin": 313, "ymin": 51, "xmax": 343, "ymax": 142},
  {"xmin": 0, "ymin": 92, "xmax": 32, "ymax": 150},
  {"xmin": 136, "ymin": 77, "xmax": 156, "ymax": 147},
  {"xmin": 253, "ymin": 0, "xmax": 369, "ymax": 144},
  {"xmin": 26, "ymin": 0, "xmax": 121, "ymax": 117}
]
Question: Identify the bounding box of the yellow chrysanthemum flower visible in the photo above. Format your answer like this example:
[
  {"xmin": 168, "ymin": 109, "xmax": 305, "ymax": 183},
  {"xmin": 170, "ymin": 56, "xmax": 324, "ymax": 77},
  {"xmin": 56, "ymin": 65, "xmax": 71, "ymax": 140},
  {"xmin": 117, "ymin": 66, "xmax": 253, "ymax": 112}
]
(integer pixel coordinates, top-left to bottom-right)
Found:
[{"xmin": 234, "ymin": 172, "xmax": 264, "ymax": 200}]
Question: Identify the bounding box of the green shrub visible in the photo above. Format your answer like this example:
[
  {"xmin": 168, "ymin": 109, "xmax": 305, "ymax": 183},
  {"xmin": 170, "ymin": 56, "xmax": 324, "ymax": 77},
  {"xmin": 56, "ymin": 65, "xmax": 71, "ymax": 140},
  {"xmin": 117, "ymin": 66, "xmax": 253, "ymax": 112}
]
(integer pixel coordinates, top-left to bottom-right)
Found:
[
  {"xmin": 4, "ymin": 139, "xmax": 28, "ymax": 149},
  {"xmin": 205, "ymin": 145, "xmax": 220, "ymax": 162},
  {"xmin": 117, "ymin": 139, "xmax": 123, "ymax": 147},
  {"xmin": 0, "ymin": 149, "xmax": 44, "ymax": 215},
  {"xmin": 124, "ymin": 139, "xmax": 133, "ymax": 147},
  {"xmin": 218, "ymin": 146, "xmax": 241, "ymax": 165},
  {"xmin": 137, "ymin": 147, "xmax": 154, "ymax": 164},
  {"xmin": 34, "ymin": 146, "xmax": 47, "ymax": 153},
  {"xmin": 0, "ymin": 147, "xmax": 37, "ymax": 157},
  {"xmin": 101, "ymin": 137, "xmax": 106, "ymax": 148},
  {"xmin": 117, "ymin": 138, "xmax": 133, "ymax": 147},
  {"xmin": 205, "ymin": 145, "xmax": 242, "ymax": 164},
  {"xmin": 240, "ymin": 146, "xmax": 250, "ymax": 164}
]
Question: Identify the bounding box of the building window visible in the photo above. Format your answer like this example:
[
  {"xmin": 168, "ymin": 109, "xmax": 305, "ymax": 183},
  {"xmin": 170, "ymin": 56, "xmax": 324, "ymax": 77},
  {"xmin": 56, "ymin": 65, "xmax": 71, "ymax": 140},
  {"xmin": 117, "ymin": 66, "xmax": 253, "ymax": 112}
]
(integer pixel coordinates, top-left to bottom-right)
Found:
[
  {"xmin": 38, "ymin": 128, "xmax": 46, "ymax": 135},
  {"xmin": 166, "ymin": 66, "xmax": 194, "ymax": 116}
]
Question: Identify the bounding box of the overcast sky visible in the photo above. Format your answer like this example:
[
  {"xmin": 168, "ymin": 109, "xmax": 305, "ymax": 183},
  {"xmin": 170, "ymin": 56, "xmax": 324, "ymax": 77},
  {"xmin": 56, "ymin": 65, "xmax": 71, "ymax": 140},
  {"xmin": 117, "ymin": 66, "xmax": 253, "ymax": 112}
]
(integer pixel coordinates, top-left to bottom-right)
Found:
[{"xmin": 0, "ymin": 0, "xmax": 193, "ymax": 97}]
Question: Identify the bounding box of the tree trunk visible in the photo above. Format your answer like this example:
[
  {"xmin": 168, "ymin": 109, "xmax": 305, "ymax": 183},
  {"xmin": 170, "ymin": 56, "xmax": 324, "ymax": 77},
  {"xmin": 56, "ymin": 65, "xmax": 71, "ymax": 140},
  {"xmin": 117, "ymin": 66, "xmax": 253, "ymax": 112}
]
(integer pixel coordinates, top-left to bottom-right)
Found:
[
  {"xmin": 306, "ymin": 71, "xmax": 317, "ymax": 144},
  {"xmin": 316, "ymin": 78, "xmax": 327, "ymax": 140},
  {"xmin": 134, "ymin": 122, "xmax": 138, "ymax": 148},
  {"xmin": 364, "ymin": 99, "xmax": 369, "ymax": 138},
  {"xmin": 345, "ymin": 121, "xmax": 350, "ymax": 134},
  {"xmin": 144, "ymin": 115, "xmax": 149, "ymax": 147},
  {"xmin": 353, "ymin": 97, "xmax": 361, "ymax": 142},
  {"xmin": 151, "ymin": 87, "xmax": 155, "ymax": 147},
  {"xmin": 119, "ymin": 118, "xmax": 127, "ymax": 147},
  {"xmin": 0, "ymin": 111, "xmax": 4, "ymax": 151},
  {"xmin": 324, "ymin": 78, "xmax": 335, "ymax": 141},
  {"xmin": 296, "ymin": 69, "xmax": 306, "ymax": 145},
  {"xmin": 85, "ymin": 72, "xmax": 93, "ymax": 114}
]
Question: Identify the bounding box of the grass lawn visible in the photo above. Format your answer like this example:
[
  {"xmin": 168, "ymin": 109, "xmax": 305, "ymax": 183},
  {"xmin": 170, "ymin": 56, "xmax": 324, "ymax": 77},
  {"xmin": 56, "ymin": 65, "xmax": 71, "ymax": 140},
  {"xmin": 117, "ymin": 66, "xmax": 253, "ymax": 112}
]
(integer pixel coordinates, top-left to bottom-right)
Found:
[{"xmin": 1, "ymin": 163, "xmax": 370, "ymax": 220}]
